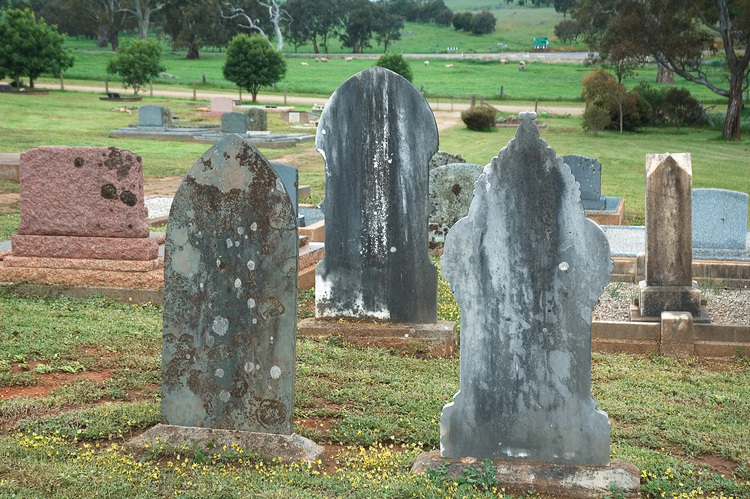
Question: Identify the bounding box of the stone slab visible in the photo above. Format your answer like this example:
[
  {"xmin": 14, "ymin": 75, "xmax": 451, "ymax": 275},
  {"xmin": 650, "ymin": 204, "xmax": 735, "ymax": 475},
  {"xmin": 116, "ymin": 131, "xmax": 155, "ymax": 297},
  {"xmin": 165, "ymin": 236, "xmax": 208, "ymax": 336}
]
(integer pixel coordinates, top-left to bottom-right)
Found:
[
  {"xmin": 128, "ymin": 424, "xmax": 323, "ymax": 464},
  {"xmin": 139, "ymin": 105, "xmax": 172, "ymax": 127},
  {"xmin": 412, "ymin": 450, "xmax": 640, "ymax": 499},
  {"xmin": 0, "ymin": 262, "xmax": 163, "ymax": 289},
  {"xmin": 299, "ymin": 220, "xmax": 324, "ymax": 242},
  {"xmin": 210, "ymin": 96, "xmax": 234, "ymax": 114},
  {"xmin": 299, "ymin": 242, "xmax": 324, "ymax": 270},
  {"xmin": 298, "ymin": 264, "xmax": 317, "ymax": 290},
  {"xmin": 297, "ymin": 318, "xmax": 458, "ymax": 357},
  {"xmin": 18, "ymin": 146, "xmax": 150, "ymax": 238},
  {"xmin": 162, "ymin": 135, "xmax": 298, "ymax": 434},
  {"xmin": 315, "ymin": 66, "xmax": 438, "ymax": 323},
  {"xmin": 692, "ymin": 188, "xmax": 748, "ymax": 250},
  {"xmin": 221, "ymin": 112, "xmax": 247, "ymax": 134},
  {"xmin": 11, "ymin": 234, "xmax": 158, "ymax": 261},
  {"xmin": 2, "ymin": 255, "xmax": 162, "ymax": 272},
  {"xmin": 586, "ymin": 198, "xmax": 625, "ymax": 226},
  {"xmin": 0, "ymin": 153, "xmax": 20, "ymax": 182}
]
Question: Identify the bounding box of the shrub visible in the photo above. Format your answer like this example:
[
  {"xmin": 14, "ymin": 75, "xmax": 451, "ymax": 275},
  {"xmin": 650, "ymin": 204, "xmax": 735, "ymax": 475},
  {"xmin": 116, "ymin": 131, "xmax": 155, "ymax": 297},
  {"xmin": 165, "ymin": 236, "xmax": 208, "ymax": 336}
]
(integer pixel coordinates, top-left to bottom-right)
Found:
[
  {"xmin": 461, "ymin": 105, "xmax": 497, "ymax": 131},
  {"xmin": 582, "ymin": 104, "xmax": 611, "ymax": 135},
  {"xmin": 581, "ymin": 68, "xmax": 649, "ymax": 132},
  {"xmin": 664, "ymin": 87, "xmax": 699, "ymax": 130},
  {"xmin": 452, "ymin": 12, "xmax": 473, "ymax": 31},
  {"xmin": 375, "ymin": 53, "xmax": 413, "ymax": 83},
  {"xmin": 554, "ymin": 19, "xmax": 581, "ymax": 44},
  {"xmin": 471, "ymin": 10, "xmax": 496, "ymax": 35},
  {"xmin": 106, "ymin": 39, "xmax": 164, "ymax": 95},
  {"xmin": 634, "ymin": 82, "xmax": 667, "ymax": 126}
]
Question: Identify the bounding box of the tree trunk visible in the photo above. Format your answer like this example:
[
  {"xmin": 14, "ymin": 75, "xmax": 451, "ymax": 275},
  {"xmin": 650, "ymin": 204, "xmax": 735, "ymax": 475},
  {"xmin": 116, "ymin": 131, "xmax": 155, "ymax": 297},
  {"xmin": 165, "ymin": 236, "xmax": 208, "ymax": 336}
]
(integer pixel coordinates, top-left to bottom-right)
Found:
[
  {"xmin": 724, "ymin": 73, "xmax": 743, "ymax": 141},
  {"xmin": 656, "ymin": 64, "xmax": 674, "ymax": 84},
  {"xmin": 187, "ymin": 40, "xmax": 200, "ymax": 59},
  {"xmin": 97, "ymin": 30, "xmax": 108, "ymax": 48},
  {"xmin": 110, "ymin": 32, "xmax": 119, "ymax": 51},
  {"xmin": 312, "ymin": 36, "xmax": 319, "ymax": 54}
]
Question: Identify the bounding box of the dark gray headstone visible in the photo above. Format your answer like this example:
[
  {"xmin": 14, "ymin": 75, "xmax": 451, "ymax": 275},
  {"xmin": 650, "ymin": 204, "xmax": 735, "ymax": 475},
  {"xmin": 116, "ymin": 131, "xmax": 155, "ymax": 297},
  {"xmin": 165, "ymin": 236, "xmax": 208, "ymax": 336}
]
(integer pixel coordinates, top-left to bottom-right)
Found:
[
  {"xmin": 139, "ymin": 105, "xmax": 172, "ymax": 127},
  {"xmin": 315, "ymin": 66, "xmax": 438, "ymax": 323},
  {"xmin": 440, "ymin": 112, "xmax": 611, "ymax": 465},
  {"xmin": 270, "ymin": 162, "xmax": 299, "ymax": 218},
  {"xmin": 561, "ymin": 155, "xmax": 605, "ymax": 210},
  {"xmin": 246, "ymin": 107, "xmax": 268, "ymax": 132},
  {"xmin": 429, "ymin": 163, "xmax": 483, "ymax": 244},
  {"xmin": 221, "ymin": 112, "xmax": 247, "ymax": 134},
  {"xmin": 692, "ymin": 188, "xmax": 748, "ymax": 250},
  {"xmin": 162, "ymin": 134, "xmax": 298, "ymax": 434}
]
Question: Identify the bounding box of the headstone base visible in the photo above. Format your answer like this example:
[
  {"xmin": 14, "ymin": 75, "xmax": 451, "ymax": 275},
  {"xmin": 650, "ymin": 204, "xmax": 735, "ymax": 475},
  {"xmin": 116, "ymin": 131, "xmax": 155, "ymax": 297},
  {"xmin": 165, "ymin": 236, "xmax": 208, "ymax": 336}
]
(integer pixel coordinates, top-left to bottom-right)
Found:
[
  {"xmin": 411, "ymin": 450, "xmax": 641, "ymax": 499},
  {"xmin": 128, "ymin": 424, "xmax": 323, "ymax": 464},
  {"xmin": 634, "ymin": 280, "xmax": 710, "ymax": 322},
  {"xmin": 297, "ymin": 318, "xmax": 457, "ymax": 357},
  {"xmin": 585, "ymin": 197, "xmax": 625, "ymax": 226},
  {"xmin": 11, "ymin": 234, "xmax": 159, "ymax": 261}
]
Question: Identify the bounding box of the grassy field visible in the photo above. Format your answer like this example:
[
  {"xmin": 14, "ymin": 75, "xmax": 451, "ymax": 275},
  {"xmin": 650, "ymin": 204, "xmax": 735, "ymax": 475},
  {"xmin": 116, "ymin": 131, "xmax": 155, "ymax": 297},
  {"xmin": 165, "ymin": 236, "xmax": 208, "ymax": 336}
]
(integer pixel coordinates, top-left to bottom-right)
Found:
[{"xmin": 0, "ymin": 286, "xmax": 748, "ymax": 497}]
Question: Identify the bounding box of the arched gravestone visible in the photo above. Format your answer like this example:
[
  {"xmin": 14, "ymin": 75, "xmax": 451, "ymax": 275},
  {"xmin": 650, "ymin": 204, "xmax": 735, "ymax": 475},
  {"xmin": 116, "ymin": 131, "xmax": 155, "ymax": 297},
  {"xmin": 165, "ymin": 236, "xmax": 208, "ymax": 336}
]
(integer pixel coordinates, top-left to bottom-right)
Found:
[
  {"xmin": 161, "ymin": 134, "xmax": 298, "ymax": 434},
  {"xmin": 315, "ymin": 66, "xmax": 438, "ymax": 323},
  {"xmin": 440, "ymin": 112, "xmax": 611, "ymax": 465}
]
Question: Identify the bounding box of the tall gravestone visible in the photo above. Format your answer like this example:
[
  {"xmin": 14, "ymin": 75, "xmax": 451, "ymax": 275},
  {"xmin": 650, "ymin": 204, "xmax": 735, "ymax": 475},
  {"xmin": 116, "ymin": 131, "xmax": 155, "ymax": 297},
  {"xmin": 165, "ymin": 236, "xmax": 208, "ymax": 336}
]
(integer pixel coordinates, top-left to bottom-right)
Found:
[
  {"xmin": 161, "ymin": 134, "xmax": 298, "ymax": 434},
  {"xmin": 440, "ymin": 112, "xmax": 611, "ymax": 464},
  {"xmin": 637, "ymin": 153, "xmax": 704, "ymax": 319},
  {"xmin": 314, "ymin": 66, "xmax": 438, "ymax": 323},
  {"xmin": 561, "ymin": 155, "xmax": 606, "ymax": 210}
]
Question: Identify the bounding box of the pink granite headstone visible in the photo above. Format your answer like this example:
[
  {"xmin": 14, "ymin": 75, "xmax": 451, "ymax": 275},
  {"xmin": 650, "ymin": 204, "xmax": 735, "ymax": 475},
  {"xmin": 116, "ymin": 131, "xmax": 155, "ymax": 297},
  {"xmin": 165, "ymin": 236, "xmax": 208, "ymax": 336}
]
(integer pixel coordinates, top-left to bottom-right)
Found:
[
  {"xmin": 210, "ymin": 96, "xmax": 234, "ymax": 114},
  {"xmin": 12, "ymin": 146, "xmax": 158, "ymax": 260}
]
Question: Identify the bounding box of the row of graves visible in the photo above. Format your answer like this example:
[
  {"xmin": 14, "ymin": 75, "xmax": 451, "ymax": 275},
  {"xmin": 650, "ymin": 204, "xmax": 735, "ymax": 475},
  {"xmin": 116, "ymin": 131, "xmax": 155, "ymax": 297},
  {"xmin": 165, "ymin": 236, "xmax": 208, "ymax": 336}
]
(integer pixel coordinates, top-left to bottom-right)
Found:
[{"xmin": 1, "ymin": 66, "xmax": 750, "ymax": 496}]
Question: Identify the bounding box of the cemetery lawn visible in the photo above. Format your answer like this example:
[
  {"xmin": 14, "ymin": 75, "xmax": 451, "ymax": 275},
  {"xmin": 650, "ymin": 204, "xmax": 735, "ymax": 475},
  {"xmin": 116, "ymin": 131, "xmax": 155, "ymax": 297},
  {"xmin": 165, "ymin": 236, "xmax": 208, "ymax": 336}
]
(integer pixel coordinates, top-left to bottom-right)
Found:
[{"xmin": 0, "ymin": 288, "xmax": 748, "ymax": 498}]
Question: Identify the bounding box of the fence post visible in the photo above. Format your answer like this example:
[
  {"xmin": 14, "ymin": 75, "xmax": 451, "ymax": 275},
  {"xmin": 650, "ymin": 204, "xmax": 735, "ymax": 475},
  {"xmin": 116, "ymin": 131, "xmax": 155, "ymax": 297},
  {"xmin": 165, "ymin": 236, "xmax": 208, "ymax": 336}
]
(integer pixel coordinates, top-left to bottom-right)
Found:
[
  {"xmin": 501, "ymin": 85, "xmax": 504, "ymax": 98},
  {"xmin": 193, "ymin": 82, "xmax": 196, "ymax": 101},
  {"xmin": 149, "ymin": 80, "xmax": 153, "ymax": 97},
  {"xmin": 451, "ymin": 96, "xmax": 453, "ymax": 112},
  {"xmin": 105, "ymin": 76, "xmax": 108, "ymax": 93},
  {"xmin": 59, "ymin": 73, "xmax": 64, "ymax": 91},
  {"xmin": 284, "ymin": 88, "xmax": 287, "ymax": 105}
]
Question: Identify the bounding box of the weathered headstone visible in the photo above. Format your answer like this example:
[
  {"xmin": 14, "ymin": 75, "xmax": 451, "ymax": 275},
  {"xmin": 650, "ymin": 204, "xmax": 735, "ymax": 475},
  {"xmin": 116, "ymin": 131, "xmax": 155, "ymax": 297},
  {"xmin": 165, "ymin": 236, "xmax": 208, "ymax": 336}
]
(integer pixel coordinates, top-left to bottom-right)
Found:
[
  {"xmin": 12, "ymin": 146, "xmax": 157, "ymax": 260},
  {"xmin": 139, "ymin": 105, "xmax": 172, "ymax": 127},
  {"xmin": 210, "ymin": 96, "xmax": 234, "ymax": 115},
  {"xmin": 314, "ymin": 66, "xmax": 438, "ymax": 323},
  {"xmin": 692, "ymin": 188, "xmax": 749, "ymax": 249},
  {"xmin": 270, "ymin": 162, "xmax": 305, "ymax": 226},
  {"xmin": 429, "ymin": 151, "xmax": 466, "ymax": 170},
  {"xmin": 161, "ymin": 134, "xmax": 298, "ymax": 434},
  {"xmin": 440, "ymin": 112, "xmax": 611, "ymax": 464},
  {"xmin": 246, "ymin": 107, "xmax": 268, "ymax": 131},
  {"xmin": 561, "ymin": 155, "xmax": 606, "ymax": 210},
  {"xmin": 428, "ymin": 162, "xmax": 483, "ymax": 245},
  {"xmin": 637, "ymin": 153, "xmax": 704, "ymax": 319},
  {"xmin": 221, "ymin": 112, "xmax": 247, "ymax": 134}
]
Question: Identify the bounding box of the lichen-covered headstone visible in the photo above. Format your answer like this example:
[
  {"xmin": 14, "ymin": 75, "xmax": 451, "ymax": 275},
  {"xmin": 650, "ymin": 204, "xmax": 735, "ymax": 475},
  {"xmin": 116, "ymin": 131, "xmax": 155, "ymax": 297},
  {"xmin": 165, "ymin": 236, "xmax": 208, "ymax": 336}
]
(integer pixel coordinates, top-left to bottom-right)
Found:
[
  {"xmin": 162, "ymin": 134, "xmax": 298, "ymax": 434},
  {"xmin": 440, "ymin": 112, "xmax": 611, "ymax": 465},
  {"xmin": 315, "ymin": 66, "xmax": 438, "ymax": 323},
  {"xmin": 429, "ymin": 151, "xmax": 466, "ymax": 170},
  {"xmin": 246, "ymin": 107, "xmax": 268, "ymax": 131},
  {"xmin": 221, "ymin": 112, "xmax": 247, "ymax": 134},
  {"xmin": 139, "ymin": 105, "xmax": 172, "ymax": 127},
  {"xmin": 428, "ymin": 163, "xmax": 483, "ymax": 245}
]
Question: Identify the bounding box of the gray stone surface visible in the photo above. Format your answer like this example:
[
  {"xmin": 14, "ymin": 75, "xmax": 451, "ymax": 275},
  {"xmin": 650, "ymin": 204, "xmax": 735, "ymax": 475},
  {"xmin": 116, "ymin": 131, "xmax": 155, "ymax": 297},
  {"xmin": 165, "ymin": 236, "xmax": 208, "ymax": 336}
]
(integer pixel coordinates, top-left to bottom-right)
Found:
[
  {"xmin": 429, "ymin": 151, "xmax": 466, "ymax": 170},
  {"xmin": 440, "ymin": 112, "xmax": 611, "ymax": 465},
  {"xmin": 315, "ymin": 66, "xmax": 438, "ymax": 323},
  {"xmin": 639, "ymin": 153, "xmax": 702, "ymax": 318},
  {"xmin": 692, "ymin": 188, "xmax": 749, "ymax": 250},
  {"xmin": 129, "ymin": 424, "xmax": 323, "ymax": 464},
  {"xmin": 270, "ymin": 162, "xmax": 298, "ymax": 217},
  {"xmin": 246, "ymin": 107, "xmax": 268, "ymax": 131},
  {"xmin": 139, "ymin": 105, "xmax": 172, "ymax": 127},
  {"xmin": 162, "ymin": 134, "xmax": 298, "ymax": 434},
  {"xmin": 428, "ymin": 163, "xmax": 483, "ymax": 245},
  {"xmin": 561, "ymin": 155, "xmax": 606, "ymax": 210},
  {"xmin": 412, "ymin": 450, "xmax": 640, "ymax": 499},
  {"xmin": 221, "ymin": 112, "xmax": 247, "ymax": 134}
]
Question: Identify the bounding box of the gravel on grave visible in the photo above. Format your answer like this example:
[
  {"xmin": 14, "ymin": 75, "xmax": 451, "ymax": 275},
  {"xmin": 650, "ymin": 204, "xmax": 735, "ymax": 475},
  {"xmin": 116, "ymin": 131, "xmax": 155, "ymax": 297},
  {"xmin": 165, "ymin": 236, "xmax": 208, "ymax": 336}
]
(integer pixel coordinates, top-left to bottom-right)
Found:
[{"xmin": 594, "ymin": 282, "xmax": 750, "ymax": 325}]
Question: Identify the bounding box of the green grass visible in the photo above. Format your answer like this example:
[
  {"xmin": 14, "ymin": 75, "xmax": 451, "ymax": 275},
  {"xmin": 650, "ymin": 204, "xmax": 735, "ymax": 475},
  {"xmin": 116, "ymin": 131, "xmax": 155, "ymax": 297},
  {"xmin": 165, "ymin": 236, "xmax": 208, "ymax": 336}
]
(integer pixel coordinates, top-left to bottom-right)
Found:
[{"xmin": 0, "ymin": 286, "xmax": 748, "ymax": 497}]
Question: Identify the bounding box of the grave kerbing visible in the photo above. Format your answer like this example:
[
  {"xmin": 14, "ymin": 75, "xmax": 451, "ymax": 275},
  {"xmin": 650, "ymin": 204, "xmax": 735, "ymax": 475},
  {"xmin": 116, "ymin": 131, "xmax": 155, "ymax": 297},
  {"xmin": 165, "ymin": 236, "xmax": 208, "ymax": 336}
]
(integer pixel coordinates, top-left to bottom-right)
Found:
[
  {"xmin": 414, "ymin": 112, "xmax": 639, "ymax": 498},
  {"xmin": 137, "ymin": 134, "xmax": 321, "ymax": 462}
]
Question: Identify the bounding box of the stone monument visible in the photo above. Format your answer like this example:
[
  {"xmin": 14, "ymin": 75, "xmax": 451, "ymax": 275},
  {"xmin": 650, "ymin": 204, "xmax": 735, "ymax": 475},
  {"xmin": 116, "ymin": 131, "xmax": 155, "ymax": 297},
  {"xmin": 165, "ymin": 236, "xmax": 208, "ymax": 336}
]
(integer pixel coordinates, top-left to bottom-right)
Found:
[
  {"xmin": 138, "ymin": 105, "xmax": 173, "ymax": 128},
  {"xmin": 692, "ymin": 188, "xmax": 749, "ymax": 250},
  {"xmin": 412, "ymin": 113, "xmax": 639, "ymax": 498},
  {"xmin": 297, "ymin": 66, "xmax": 456, "ymax": 356},
  {"xmin": 220, "ymin": 112, "xmax": 248, "ymax": 134},
  {"xmin": 245, "ymin": 107, "xmax": 268, "ymax": 131},
  {"xmin": 562, "ymin": 154, "xmax": 624, "ymax": 225},
  {"xmin": 130, "ymin": 135, "xmax": 321, "ymax": 462},
  {"xmin": 314, "ymin": 66, "xmax": 438, "ymax": 323},
  {"xmin": 634, "ymin": 153, "xmax": 706, "ymax": 321},
  {"xmin": 428, "ymin": 162, "xmax": 483, "ymax": 246}
]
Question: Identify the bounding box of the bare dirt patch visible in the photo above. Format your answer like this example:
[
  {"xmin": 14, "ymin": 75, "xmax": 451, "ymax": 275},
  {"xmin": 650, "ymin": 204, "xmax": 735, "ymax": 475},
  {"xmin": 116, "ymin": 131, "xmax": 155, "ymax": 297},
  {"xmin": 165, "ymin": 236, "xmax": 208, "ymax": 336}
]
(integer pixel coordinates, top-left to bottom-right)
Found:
[{"xmin": 1, "ymin": 363, "xmax": 112, "ymax": 400}]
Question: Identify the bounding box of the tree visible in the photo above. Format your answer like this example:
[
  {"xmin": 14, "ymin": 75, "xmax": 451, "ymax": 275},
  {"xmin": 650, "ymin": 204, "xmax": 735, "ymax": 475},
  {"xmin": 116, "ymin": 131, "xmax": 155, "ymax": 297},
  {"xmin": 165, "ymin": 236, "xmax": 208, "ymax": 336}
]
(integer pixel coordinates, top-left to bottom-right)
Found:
[
  {"xmin": 222, "ymin": 0, "xmax": 290, "ymax": 51},
  {"xmin": 0, "ymin": 8, "xmax": 74, "ymax": 87},
  {"xmin": 452, "ymin": 11, "xmax": 472, "ymax": 31},
  {"xmin": 122, "ymin": 0, "xmax": 164, "ymax": 39},
  {"xmin": 163, "ymin": 0, "xmax": 226, "ymax": 59},
  {"xmin": 106, "ymin": 39, "xmax": 164, "ymax": 94},
  {"xmin": 554, "ymin": 0, "xmax": 574, "ymax": 17},
  {"xmin": 375, "ymin": 53, "xmax": 412, "ymax": 82},
  {"xmin": 471, "ymin": 9, "xmax": 496, "ymax": 35},
  {"xmin": 338, "ymin": 0, "xmax": 375, "ymax": 53},
  {"xmin": 223, "ymin": 33, "xmax": 286, "ymax": 101},
  {"xmin": 573, "ymin": 0, "xmax": 750, "ymax": 141},
  {"xmin": 283, "ymin": 0, "xmax": 341, "ymax": 54},
  {"xmin": 374, "ymin": 6, "xmax": 404, "ymax": 53},
  {"xmin": 554, "ymin": 18, "xmax": 580, "ymax": 43},
  {"xmin": 82, "ymin": 0, "xmax": 129, "ymax": 50}
]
